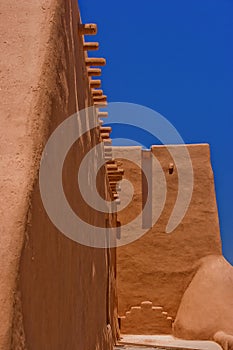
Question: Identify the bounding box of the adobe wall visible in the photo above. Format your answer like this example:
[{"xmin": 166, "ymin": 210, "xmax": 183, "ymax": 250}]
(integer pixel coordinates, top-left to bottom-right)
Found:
[
  {"xmin": 115, "ymin": 145, "xmax": 222, "ymax": 328},
  {"xmin": 174, "ymin": 255, "xmax": 233, "ymax": 340},
  {"xmin": 0, "ymin": 0, "xmax": 118, "ymax": 349}
]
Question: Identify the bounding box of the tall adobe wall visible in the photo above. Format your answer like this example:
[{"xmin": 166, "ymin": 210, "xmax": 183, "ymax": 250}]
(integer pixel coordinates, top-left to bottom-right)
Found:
[
  {"xmin": 115, "ymin": 145, "xmax": 222, "ymax": 331},
  {"xmin": 0, "ymin": 0, "xmax": 118, "ymax": 349}
]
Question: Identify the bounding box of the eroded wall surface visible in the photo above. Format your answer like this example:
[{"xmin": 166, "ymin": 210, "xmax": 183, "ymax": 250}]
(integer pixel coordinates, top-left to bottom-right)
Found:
[
  {"xmin": 115, "ymin": 145, "xmax": 222, "ymax": 333},
  {"xmin": 0, "ymin": 0, "xmax": 118, "ymax": 349}
]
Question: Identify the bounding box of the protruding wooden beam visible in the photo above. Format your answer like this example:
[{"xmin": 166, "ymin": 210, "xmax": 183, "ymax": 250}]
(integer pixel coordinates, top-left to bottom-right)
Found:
[
  {"xmin": 98, "ymin": 112, "xmax": 108, "ymax": 118},
  {"xmin": 108, "ymin": 169, "xmax": 124, "ymax": 175},
  {"xmin": 108, "ymin": 173, "xmax": 117, "ymax": 178},
  {"xmin": 110, "ymin": 188, "xmax": 117, "ymax": 193},
  {"xmin": 108, "ymin": 173, "xmax": 122, "ymax": 177},
  {"xmin": 94, "ymin": 101, "xmax": 108, "ymax": 108},
  {"xmin": 110, "ymin": 188, "xmax": 117, "ymax": 192},
  {"xmin": 109, "ymin": 182, "xmax": 122, "ymax": 188},
  {"xmin": 108, "ymin": 169, "xmax": 124, "ymax": 176},
  {"xmin": 109, "ymin": 181, "xmax": 117, "ymax": 186},
  {"xmin": 105, "ymin": 153, "xmax": 113, "ymax": 158},
  {"xmin": 106, "ymin": 160, "xmax": 116, "ymax": 164},
  {"xmin": 109, "ymin": 182, "xmax": 118, "ymax": 186},
  {"xmin": 83, "ymin": 42, "xmax": 99, "ymax": 51},
  {"xmin": 108, "ymin": 175, "xmax": 123, "ymax": 181},
  {"xmin": 108, "ymin": 174, "xmax": 124, "ymax": 180},
  {"xmin": 110, "ymin": 189, "xmax": 117, "ymax": 194},
  {"xmin": 109, "ymin": 184, "xmax": 117, "ymax": 188},
  {"xmin": 102, "ymin": 138, "xmax": 112, "ymax": 144},
  {"xmin": 90, "ymin": 80, "xmax": 101, "ymax": 88},
  {"xmin": 106, "ymin": 160, "xmax": 122, "ymax": 167},
  {"xmin": 85, "ymin": 58, "xmax": 106, "ymax": 67},
  {"xmin": 88, "ymin": 68, "xmax": 102, "ymax": 76},
  {"xmin": 92, "ymin": 89, "xmax": 103, "ymax": 96},
  {"xmin": 100, "ymin": 126, "xmax": 112, "ymax": 133},
  {"xmin": 93, "ymin": 95, "xmax": 107, "ymax": 102},
  {"xmin": 107, "ymin": 164, "xmax": 118, "ymax": 170},
  {"xmin": 79, "ymin": 23, "xmax": 97, "ymax": 35},
  {"xmin": 101, "ymin": 133, "xmax": 110, "ymax": 139},
  {"xmin": 108, "ymin": 174, "xmax": 122, "ymax": 179}
]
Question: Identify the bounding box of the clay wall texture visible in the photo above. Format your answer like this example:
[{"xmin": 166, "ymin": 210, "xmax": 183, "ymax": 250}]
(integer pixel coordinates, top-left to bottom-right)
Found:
[
  {"xmin": 1, "ymin": 0, "xmax": 232, "ymax": 347},
  {"xmin": 174, "ymin": 255, "xmax": 233, "ymax": 340},
  {"xmin": 115, "ymin": 145, "xmax": 222, "ymax": 329},
  {"xmin": 0, "ymin": 0, "xmax": 118, "ymax": 349}
]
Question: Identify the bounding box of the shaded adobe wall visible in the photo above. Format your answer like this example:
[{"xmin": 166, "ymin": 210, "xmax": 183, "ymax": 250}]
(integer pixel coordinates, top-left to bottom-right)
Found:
[
  {"xmin": 115, "ymin": 145, "xmax": 222, "ymax": 324},
  {"xmin": 0, "ymin": 0, "xmax": 56, "ymax": 347},
  {"xmin": 0, "ymin": 0, "xmax": 118, "ymax": 349}
]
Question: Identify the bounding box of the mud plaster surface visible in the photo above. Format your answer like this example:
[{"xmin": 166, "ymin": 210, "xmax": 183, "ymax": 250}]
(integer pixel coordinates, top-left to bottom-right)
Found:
[
  {"xmin": 174, "ymin": 255, "xmax": 233, "ymax": 340},
  {"xmin": 0, "ymin": 0, "xmax": 118, "ymax": 349},
  {"xmin": 0, "ymin": 0, "xmax": 54, "ymax": 347},
  {"xmin": 114, "ymin": 145, "xmax": 222, "ymax": 325}
]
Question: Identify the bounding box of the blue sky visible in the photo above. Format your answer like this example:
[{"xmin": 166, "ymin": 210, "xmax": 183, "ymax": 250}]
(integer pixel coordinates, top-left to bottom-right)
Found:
[{"xmin": 79, "ymin": 0, "xmax": 233, "ymax": 264}]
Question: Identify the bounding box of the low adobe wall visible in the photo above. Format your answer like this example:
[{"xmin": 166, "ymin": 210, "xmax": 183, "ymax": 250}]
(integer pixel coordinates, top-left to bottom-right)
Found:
[
  {"xmin": 115, "ymin": 145, "xmax": 222, "ymax": 332},
  {"xmin": 174, "ymin": 255, "xmax": 233, "ymax": 340},
  {"xmin": 0, "ymin": 0, "xmax": 118, "ymax": 349}
]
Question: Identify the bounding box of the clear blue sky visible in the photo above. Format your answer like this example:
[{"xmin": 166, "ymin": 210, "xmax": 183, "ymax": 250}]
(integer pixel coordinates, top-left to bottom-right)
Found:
[{"xmin": 79, "ymin": 0, "xmax": 233, "ymax": 264}]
